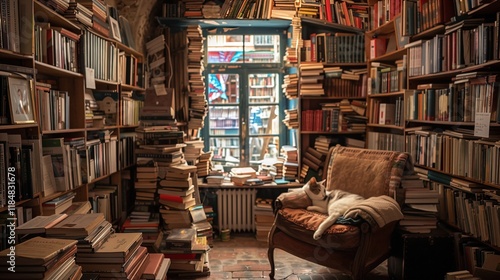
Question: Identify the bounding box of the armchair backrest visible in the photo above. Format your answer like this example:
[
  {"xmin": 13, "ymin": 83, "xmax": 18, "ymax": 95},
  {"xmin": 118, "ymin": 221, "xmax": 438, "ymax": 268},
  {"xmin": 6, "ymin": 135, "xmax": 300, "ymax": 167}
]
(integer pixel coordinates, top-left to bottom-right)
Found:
[{"xmin": 322, "ymin": 145, "xmax": 411, "ymax": 199}]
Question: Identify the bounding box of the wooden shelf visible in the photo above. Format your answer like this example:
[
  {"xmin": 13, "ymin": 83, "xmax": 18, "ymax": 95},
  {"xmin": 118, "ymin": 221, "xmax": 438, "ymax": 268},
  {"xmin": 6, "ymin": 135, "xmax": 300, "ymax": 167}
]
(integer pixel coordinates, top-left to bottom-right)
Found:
[
  {"xmin": 368, "ymin": 91, "xmax": 405, "ymax": 98},
  {"xmin": 35, "ymin": 61, "xmax": 84, "ymax": 78}
]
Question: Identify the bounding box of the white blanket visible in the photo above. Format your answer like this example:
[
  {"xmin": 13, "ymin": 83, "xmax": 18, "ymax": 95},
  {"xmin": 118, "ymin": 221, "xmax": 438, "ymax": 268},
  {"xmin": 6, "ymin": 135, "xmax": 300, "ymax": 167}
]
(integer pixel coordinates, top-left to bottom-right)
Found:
[{"xmin": 344, "ymin": 195, "xmax": 404, "ymax": 228}]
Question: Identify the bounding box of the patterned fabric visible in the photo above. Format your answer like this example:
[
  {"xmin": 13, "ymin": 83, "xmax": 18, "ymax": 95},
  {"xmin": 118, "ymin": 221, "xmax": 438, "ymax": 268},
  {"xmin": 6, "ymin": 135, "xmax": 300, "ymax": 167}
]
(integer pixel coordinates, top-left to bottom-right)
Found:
[{"xmin": 324, "ymin": 145, "xmax": 411, "ymax": 199}]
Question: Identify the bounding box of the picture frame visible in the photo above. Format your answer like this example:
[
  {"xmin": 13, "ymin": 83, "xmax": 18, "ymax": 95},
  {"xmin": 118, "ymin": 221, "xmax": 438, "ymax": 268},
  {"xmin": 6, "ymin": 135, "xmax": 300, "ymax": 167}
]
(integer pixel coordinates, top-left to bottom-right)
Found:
[
  {"xmin": 109, "ymin": 17, "xmax": 122, "ymax": 42},
  {"xmin": 8, "ymin": 76, "xmax": 35, "ymax": 124}
]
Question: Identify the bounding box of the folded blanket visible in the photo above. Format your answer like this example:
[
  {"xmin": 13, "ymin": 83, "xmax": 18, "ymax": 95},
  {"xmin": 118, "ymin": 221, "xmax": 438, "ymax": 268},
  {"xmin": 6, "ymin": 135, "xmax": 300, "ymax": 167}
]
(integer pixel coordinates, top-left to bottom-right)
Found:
[{"xmin": 344, "ymin": 195, "xmax": 403, "ymax": 228}]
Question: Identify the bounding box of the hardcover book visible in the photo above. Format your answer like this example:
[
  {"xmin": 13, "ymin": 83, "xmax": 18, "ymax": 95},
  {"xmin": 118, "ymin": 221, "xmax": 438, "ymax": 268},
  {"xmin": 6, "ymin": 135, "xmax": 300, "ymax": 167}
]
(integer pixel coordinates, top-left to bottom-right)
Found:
[
  {"xmin": 0, "ymin": 236, "xmax": 77, "ymax": 266},
  {"xmin": 165, "ymin": 228, "xmax": 196, "ymax": 250}
]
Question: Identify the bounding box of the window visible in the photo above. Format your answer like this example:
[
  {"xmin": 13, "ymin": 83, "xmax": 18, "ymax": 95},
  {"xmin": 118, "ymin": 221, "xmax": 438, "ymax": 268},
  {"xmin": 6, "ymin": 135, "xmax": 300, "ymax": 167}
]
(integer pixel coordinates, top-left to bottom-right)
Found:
[{"xmin": 202, "ymin": 28, "xmax": 286, "ymax": 168}]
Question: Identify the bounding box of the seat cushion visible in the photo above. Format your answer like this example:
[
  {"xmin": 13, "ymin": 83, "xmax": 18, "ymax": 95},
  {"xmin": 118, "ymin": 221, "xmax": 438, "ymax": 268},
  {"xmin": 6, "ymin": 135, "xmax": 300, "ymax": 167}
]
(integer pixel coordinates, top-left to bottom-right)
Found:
[{"xmin": 275, "ymin": 208, "xmax": 361, "ymax": 250}]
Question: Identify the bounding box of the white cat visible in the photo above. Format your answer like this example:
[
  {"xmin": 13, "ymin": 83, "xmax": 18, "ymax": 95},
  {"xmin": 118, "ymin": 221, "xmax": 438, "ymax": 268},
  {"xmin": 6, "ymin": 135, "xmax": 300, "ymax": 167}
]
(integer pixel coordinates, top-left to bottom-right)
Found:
[{"xmin": 303, "ymin": 177, "xmax": 365, "ymax": 240}]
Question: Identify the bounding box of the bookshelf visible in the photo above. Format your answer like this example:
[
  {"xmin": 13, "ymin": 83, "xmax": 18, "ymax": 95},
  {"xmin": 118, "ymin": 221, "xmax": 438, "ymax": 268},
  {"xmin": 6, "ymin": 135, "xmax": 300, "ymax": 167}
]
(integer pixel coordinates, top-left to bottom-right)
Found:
[
  {"xmin": 368, "ymin": 0, "xmax": 500, "ymax": 277},
  {"xmin": 296, "ymin": 16, "xmax": 368, "ymax": 182},
  {"xmin": 365, "ymin": 1, "xmax": 407, "ymax": 152},
  {"xmin": 0, "ymin": 0, "xmax": 145, "ymax": 241}
]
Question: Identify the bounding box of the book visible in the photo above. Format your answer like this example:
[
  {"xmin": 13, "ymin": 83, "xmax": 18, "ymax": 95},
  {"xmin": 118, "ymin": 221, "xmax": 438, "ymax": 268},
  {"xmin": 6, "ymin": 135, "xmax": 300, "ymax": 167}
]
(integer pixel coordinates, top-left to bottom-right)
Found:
[
  {"xmin": 165, "ymin": 228, "xmax": 196, "ymax": 250},
  {"xmin": 0, "ymin": 237, "xmax": 77, "ymax": 266},
  {"xmin": 45, "ymin": 213, "xmax": 105, "ymax": 238},
  {"xmin": 91, "ymin": 232, "xmax": 143, "ymax": 259},
  {"xmin": 15, "ymin": 213, "xmax": 68, "ymax": 235},
  {"xmin": 141, "ymin": 253, "xmax": 164, "ymax": 279}
]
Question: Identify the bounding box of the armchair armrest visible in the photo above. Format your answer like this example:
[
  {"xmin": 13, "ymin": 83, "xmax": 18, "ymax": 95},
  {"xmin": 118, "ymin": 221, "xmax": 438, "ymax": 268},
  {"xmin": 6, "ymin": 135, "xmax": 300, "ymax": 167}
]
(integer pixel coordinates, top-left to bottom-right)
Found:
[{"xmin": 274, "ymin": 189, "xmax": 312, "ymax": 214}]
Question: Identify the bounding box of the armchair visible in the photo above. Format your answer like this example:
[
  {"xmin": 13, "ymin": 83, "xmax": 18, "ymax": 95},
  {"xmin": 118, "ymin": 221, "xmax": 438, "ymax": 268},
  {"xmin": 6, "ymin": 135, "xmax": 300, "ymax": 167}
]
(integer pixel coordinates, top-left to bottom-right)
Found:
[{"xmin": 268, "ymin": 145, "xmax": 412, "ymax": 280}]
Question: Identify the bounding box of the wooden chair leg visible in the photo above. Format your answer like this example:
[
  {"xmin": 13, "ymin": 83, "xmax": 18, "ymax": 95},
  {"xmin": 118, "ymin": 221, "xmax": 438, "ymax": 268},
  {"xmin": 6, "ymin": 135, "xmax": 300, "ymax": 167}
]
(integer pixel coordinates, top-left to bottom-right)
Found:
[{"xmin": 268, "ymin": 246, "xmax": 275, "ymax": 279}]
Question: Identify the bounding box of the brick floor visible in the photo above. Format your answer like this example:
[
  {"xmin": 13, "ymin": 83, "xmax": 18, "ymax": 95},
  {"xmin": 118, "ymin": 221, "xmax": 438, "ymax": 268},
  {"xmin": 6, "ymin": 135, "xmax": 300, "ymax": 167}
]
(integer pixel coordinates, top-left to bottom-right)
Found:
[{"xmin": 170, "ymin": 233, "xmax": 390, "ymax": 280}]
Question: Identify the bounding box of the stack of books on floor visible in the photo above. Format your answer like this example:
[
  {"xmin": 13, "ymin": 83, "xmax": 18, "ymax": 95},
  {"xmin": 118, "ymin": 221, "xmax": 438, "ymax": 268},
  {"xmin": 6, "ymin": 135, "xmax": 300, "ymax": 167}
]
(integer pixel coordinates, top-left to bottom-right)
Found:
[
  {"xmin": 45, "ymin": 213, "xmax": 113, "ymax": 254},
  {"xmin": 190, "ymin": 205, "xmax": 214, "ymax": 246},
  {"xmin": 75, "ymin": 232, "xmax": 148, "ymax": 279},
  {"xmin": 121, "ymin": 212, "xmax": 160, "ymax": 250},
  {"xmin": 156, "ymin": 228, "xmax": 210, "ymax": 278},
  {"xmin": 123, "ymin": 158, "xmax": 160, "ymax": 248},
  {"xmin": 0, "ymin": 237, "xmax": 82, "ymax": 279},
  {"xmin": 397, "ymin": 173, "xmax": 439, "ymax": 233},
  {"xmin": 254, "ymin": 198, "xmax": 274, "ymax": 241}
]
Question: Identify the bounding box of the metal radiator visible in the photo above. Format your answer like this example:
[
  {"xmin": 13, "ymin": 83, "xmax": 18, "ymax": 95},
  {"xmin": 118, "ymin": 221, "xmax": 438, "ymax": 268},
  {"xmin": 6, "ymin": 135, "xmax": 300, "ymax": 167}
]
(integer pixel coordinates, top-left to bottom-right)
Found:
[{"xmin": 216, "ymin": 188, "xmax": 257, "ymax": 232}]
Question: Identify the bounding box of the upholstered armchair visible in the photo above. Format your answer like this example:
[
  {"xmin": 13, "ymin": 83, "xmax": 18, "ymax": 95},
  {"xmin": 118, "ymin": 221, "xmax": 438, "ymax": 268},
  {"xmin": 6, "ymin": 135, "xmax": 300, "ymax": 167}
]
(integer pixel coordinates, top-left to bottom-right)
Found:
[{"xmin": 268, "ymin": 145, "xmax": 412, "ymax": 280}]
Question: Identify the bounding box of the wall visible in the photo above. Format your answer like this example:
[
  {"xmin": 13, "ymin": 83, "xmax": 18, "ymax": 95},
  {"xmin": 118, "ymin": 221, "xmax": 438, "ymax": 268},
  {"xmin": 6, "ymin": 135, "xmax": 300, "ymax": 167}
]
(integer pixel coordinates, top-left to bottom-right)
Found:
[{"xmin": 108, "ymin": 0, "xmax": 164, "ymax": 53}]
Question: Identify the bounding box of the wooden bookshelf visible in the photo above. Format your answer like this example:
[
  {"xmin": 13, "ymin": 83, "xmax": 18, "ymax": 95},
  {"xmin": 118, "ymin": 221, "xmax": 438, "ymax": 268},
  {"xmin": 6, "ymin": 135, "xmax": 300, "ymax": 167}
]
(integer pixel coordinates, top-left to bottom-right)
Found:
[{"xmin": 0, "ymin": 0, "xmax": 145, "ymax": 245}]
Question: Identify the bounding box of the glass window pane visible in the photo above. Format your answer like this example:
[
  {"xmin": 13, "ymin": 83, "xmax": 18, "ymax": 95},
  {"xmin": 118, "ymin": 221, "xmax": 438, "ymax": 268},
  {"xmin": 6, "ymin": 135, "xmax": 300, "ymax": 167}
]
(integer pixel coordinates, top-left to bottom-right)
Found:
[
  {"xmin": 249, "ymin": 136, "xmax": 280, "ymax": 165},
  {"xmin": 209, "ymin": 106, "xmax": 239, "ymax": 136},
  {"xmin": 244, "ymin": 35, "xmax": 280, "ymax": 63},
  {"xmin": 208, "ymin": 74, "xmax": 239, "ymax": 104},
  {"xmin": 248, "ymin": 73, "xmax": 279, "ymax": 104},
  {"xmin": 207, "ymin": 35, "xmax": 244, "ymax": 63},
  {"xmin": 210, "ymin": 137, "xmax": 240, "ymax": 165},
  {"xmin": 249, "ymin": 105, "xmax": 279, "ymax": 135}
]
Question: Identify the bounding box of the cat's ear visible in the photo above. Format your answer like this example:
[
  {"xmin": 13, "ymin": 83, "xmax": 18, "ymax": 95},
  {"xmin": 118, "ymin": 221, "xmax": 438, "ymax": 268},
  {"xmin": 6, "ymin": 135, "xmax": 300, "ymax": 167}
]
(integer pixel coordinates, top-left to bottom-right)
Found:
[{"xmin": 309, "ymin": 177, "xmax": 317, "ymax": 184}]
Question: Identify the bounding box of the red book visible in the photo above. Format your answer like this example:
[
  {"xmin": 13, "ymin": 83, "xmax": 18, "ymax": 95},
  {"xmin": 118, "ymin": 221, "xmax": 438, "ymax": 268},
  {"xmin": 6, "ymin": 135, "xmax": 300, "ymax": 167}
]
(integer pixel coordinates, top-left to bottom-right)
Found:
[
  {"xmin": 325, "ymin": 0, "xmax": 333, "ymax": 22},
  {"xmin": 141, "ymin": 253, "xmax": 164, "ymax": 279},
  {"xmin": 158, "ymin": 193, "xmax": 191, "ymax": 203}
]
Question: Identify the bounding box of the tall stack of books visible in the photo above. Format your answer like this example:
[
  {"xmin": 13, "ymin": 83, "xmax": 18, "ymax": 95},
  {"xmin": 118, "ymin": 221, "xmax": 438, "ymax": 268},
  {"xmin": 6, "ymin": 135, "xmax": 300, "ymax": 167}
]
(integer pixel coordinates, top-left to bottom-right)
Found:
[
  {"xmin": 254, "ymin": 198, "xmax": 274, "ymax": 241},
  {"xmin": 0, "ymin": 237, "xmax": 82, "ymax": 279},
  {"xmin": 76, "ymin": 232, "xmax": 147, "ymax": 279},
  {"xmin": 397, "ymin": 173, "xmax": 439, "ymax": 233},
  {"xmin": 158, "ymin": 165, "xmax": 197, "ymax": 210},
  {"xmin": 186, "ymin": 25, "xmax": 208, "ymax": 139}
]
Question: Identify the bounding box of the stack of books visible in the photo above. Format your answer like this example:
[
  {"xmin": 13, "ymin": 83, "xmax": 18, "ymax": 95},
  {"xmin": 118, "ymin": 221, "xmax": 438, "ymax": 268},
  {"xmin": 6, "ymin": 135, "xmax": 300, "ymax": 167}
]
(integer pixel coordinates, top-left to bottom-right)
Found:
[
  {"xmin": 76, "ymin": 232, "xmax": 147, "ymax": 279},
  {"xmin": 254, "ymin": 198, "xmax": 274, "ymax": 241},
  {"xmin": 298, "ymin": 62, "xmax": 324, "ymax": 96},
  {"xmin": 301, "ymin": 146, "xmax": 325, "ymax": 172},
  {"xmin": 140, "ymin": 253, "xmax": 171, "ymax": 280},
  {"xmin": 196, "ymin": 151, "xmax": 213, "ymax": 177},
  {"xmin": 281, "ymin": 145, "xmax": 299, "ymax": 181},
  {"xmin": 157, "ymin": 228, "xmax": 211, "ymax": 278},
  {"xmin": 42, "ymin": 192, "xmax": 76, "ymax": 215},
  {"xmin": 186, "ymin": 25, "xmax": 208, "ymax": 139},
  {"xmin": 15, "ymin": 213, "xmax": 68, "ymax": 237},
  {"xmin": 0, "ymin": 237, "xmax": 82, "ymax": 279},
  {"xmin": 398, "ymin": 174, "xmax": 439, "ymax": 233},
  {"xmin": 158, "ymin": 164, "xmax": 201, "ymax": 240},
  {"xmin": 314, "ymin": 135, "xmax": 338, "ymax": 155},
  {"xmin": 46, "ymin": 213, "xmax": 114, "ymax": 253},
  {"xmin": 134, "ymin": 159, "xmax": 159, "ymax": 202},
  {"xmin": 190, "ymin": 205, "xmax": 214, "ymax": 246},
  {"xmin": 183, "ymin": 139, "xmax": 204, "ymax": 164}
]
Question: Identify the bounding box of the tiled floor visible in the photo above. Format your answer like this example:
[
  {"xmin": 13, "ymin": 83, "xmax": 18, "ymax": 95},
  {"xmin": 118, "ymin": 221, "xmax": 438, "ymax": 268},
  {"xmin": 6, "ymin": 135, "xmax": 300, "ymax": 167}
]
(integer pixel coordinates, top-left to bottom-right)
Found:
[{"xmin": 197, "ymin": 233, "xmax": 390, "ymax": 280}]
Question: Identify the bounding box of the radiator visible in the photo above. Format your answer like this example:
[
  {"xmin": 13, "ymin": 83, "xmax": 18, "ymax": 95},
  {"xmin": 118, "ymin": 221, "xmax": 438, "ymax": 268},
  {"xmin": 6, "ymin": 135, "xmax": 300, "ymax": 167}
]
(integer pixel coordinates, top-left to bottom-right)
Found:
[{"xmin": 217, "ymin": 188, "xmax": 257, "ymax": 232}]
